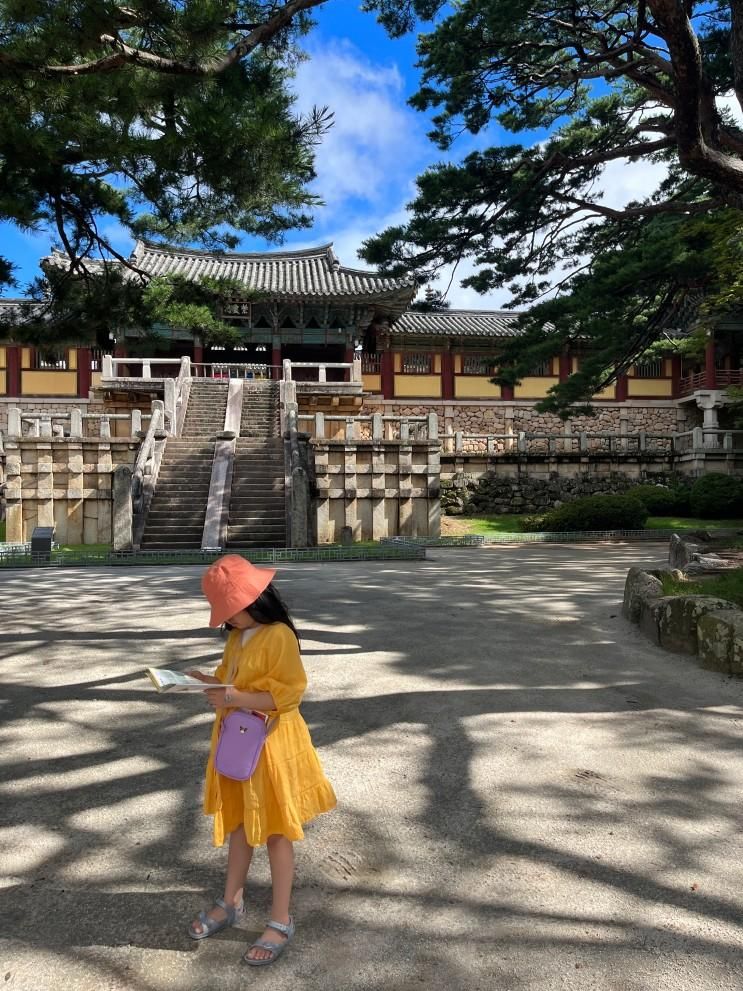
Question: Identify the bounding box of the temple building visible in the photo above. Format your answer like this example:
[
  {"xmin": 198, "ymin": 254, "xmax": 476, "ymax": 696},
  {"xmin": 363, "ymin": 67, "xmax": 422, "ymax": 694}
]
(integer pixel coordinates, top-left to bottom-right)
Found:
[{"xmin": 0, "ymin": 240, "xmax": 740, "ymax": 437}]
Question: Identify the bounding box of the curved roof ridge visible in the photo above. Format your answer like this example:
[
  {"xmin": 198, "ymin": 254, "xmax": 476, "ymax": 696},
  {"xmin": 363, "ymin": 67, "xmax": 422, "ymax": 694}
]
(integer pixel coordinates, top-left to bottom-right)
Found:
[{"xmin": 135, "ymin": 239, "xmax": 336, "ymax": 261}]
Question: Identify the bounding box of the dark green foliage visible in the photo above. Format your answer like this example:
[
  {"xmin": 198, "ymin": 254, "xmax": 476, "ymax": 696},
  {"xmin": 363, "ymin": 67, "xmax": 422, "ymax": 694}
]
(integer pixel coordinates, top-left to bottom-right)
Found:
[
  {"xmin": 538, "ymin": 495, "xmax": 649, "ymax": 532},
  {"xmin": 689, "ymin": 474, "xmax": 743, "ymax": 519},
  {"xmin": 0, "ymin": 1, "xmax": 330, "ymax": 289},
  {"xmin": 626, "ymin": 484, "xmax": 680, "ymax": 515},
  {"xmin": 363, "ymin": 0, "xmax": 743, "ymax": 414}
]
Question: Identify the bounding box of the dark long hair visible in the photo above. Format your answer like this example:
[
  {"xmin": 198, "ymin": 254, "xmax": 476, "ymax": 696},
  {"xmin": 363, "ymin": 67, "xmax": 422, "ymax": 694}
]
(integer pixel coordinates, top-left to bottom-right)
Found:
[{"xmin": 225, "ymin": 582, "xmax": 300, "ymax": 644}]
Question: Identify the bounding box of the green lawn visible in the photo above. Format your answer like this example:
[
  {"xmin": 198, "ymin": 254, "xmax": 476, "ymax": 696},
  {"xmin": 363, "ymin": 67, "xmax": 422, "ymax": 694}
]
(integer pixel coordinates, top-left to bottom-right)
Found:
[
  {"xmin": 447, "ymin": 513, "xmax": 743, "ymax": 535},
  {"xmin": 662, "ymin": 569, "xmax": 743, "ymax": 608}
]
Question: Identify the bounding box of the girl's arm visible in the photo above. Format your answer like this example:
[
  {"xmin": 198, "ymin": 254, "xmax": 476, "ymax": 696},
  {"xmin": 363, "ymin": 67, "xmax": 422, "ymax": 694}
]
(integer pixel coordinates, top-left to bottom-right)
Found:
[
  {"xmin": 202, "ymin": 686, "xmax": 276, "ymax": 711},
  {"xmin": 187, "ymin": 670, "xmax": 222, "ymax": 685}
]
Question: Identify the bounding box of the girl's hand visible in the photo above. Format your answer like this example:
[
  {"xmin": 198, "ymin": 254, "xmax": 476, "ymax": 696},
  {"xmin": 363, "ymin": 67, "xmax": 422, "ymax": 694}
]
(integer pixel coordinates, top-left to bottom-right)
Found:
[
  {"xmin": 188, "ymin": 670, "xmax": 221, "ymax": 685},
  {"xmin": 203, "ymin": 686, "xmax": 233, "ymax": 709}
]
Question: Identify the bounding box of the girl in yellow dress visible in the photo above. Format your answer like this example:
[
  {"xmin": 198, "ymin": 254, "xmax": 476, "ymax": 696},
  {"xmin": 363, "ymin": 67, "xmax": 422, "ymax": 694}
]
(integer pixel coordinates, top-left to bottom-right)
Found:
[{"xmin": 187, "ymin": 555, "xmax": 336, "ymax": 966}]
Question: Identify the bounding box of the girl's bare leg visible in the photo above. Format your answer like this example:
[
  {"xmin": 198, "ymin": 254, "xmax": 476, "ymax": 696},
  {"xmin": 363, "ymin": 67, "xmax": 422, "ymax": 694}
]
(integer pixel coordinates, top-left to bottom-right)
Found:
[
  {"xmin": 245, "ymin": 834, "xmax": 294, "ymax": 961},
  {"xmin": 191, "ymin": 825, "xmax": 254, "ymax": 934}
]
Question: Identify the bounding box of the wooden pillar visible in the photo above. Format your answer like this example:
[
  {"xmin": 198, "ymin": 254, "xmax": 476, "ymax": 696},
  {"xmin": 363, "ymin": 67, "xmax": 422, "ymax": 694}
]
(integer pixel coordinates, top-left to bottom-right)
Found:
[
  {"xmin": 559, "ymin": 354, "xmax": 571, "ymax": 381},
  {"xmin": 501, "ymin": 382, "xmax": 514, "ymax": 401},
  {"xmin": 616, "ymin": 374, "xmax": 628, "ymax": 401},
  {"xmin": 6, "ymin": 345, "xmax": 20, "ymax": 396},
  {"xmin": 380, "ymin": 350, "xmax": 394, "ymax": 399},
  {"xmin": 77, "ymin": 347, "xmax": 92, "ymax": 398},
  {"xmin": 344, "ymin": 346, "xmax": 354, "ymax": 382},
  {"xmin": 705, "ymin": 333, "xmax": 717, "ymax": 389},
  {"xmin": 671, "ymin": 354, "xmax": 682, "ymax": 398},
  {"xmin": 441, "ymin": 349, "xmax": 455, "ymax": 400},
  {"xmin": 193, "ymin": 339, "xmax": 204, "ymax": 364}
]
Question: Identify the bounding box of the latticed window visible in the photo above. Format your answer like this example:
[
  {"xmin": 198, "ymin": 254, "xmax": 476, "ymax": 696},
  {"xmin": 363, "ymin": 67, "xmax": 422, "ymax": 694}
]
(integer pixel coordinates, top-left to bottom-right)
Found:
[
  {"xmin": 530, "ymin": 359, "xmax": 553, "ymax": 376},
  {"xmin": 33, "ymin": 349, "xmax": 67, "ymax": 370},
  {"xmin": 462, "ymin": 354, "xmax": 495, "ymax": 375},
  {"xmin": 361, "ymin": 352, "xmax": 381, "ymax": 373},
  {"xmin": 634, "ymin": 359, "xmax": 664, "ymax": 378},
  {"xmin": 402, "ymin": 352, "xmax": 433, "ymax": 374},
  {"xmin": 90, "ymin": 348, "xmax": 103, "ymax": 371}
]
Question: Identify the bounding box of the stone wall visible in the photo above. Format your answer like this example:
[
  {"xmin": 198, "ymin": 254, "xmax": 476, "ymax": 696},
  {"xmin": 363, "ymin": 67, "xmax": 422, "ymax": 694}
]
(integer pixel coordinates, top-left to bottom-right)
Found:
[
  {"xmin": 312, "ymin": 438, "xmax": 440, "ymax": 542},
  {"xmin": 3, "ymin": 437, "xmax": 138, "ymax": 544},
  {"xmin": 442, "ymin": 464, "xmax": 684, "ymax": 515},
  {"xmin": 362, "ymin": 399, "xmax": 695, "ymax": 451}
]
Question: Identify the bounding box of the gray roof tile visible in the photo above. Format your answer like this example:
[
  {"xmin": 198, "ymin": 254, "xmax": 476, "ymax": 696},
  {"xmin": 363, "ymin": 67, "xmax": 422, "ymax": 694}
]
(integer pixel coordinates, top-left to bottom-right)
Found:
[
  {"xmin": 129, "ymin": 241, "xmax": 415, "ymax": 302},
  {"xmin": 395, "ymin": 309, "xmax": 523, "ymax": 337}
]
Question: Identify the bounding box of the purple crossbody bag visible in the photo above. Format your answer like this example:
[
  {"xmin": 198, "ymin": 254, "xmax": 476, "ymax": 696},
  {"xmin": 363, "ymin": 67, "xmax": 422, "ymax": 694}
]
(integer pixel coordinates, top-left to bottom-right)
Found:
[{"xmin": 214, "ymin": 709, "xmax": 277, "ymax": 781}]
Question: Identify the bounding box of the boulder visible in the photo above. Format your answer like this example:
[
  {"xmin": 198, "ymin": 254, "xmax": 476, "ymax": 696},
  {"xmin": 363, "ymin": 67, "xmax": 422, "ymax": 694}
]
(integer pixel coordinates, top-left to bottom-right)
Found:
[
  {"xmin": 669, "ymin": 533, "xmax": 698, "ymax": 570},
  {"xmin": 696, "ymin": 609, "xmax": 743, "ymax": 674},
  {"xmin": 656, "ymin": 596, "xmax": 734, "ymax": 654},
  {"xmin": 622, "ymin": 567, "xmax": 663, "ymax": 623}
]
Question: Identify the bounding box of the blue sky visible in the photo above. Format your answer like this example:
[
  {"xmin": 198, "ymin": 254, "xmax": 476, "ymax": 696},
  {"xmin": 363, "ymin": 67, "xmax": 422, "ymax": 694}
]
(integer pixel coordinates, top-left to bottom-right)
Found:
[{"xmin": 0, "ymin": 2, "xmax": 668, "ymax": 307}]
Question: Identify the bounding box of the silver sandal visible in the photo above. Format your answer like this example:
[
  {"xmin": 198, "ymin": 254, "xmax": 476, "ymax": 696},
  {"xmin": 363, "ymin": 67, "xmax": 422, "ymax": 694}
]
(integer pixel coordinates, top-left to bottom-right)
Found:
[
  {"xmin": 242, "ymin": 917, "xmax": 295, "ymax": 966},
  {"xmin": 187, "ymin": 897, "xmax": 244, "ymax": 940}
]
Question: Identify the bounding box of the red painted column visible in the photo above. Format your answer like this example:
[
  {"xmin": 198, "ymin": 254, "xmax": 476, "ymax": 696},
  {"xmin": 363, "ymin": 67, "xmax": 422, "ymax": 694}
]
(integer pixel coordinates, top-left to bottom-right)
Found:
[
  {"xmin": 272, "ymin": 343, "xmax": 282, "ymax": 380},
  {"xmin": 380, "ymin": 350, "xmax": 394, "ymax": 399},
  {"xmin": 6, "ymin": 345, "xmax": 20, "ymax": 396},
  {"xmin": 671, "ymin": 354, "xmax": 682, "ymax": 398},
  {"xmin": 559, "ymin": 354, "xmax": 571, "ymax": 381},
  {"xmin": 441, "ymin": 350, "xmax": 455, "ymax": 400},
  {"xmin": 705, "ymin": 334, "xmax": 717, "ymax": 389},
  {"xmin": 344, "ymin": 346, "xmax": 354, "ymax": 382},
  {"xmin": 77, "ymin": 347, "xmax": 92, "ymax": 398},
  {"xmin": 193, "ymin": 340, "xmax": 204, "ymax": 364},
  {"xmin": 616, "ymin": 374, "xmax": 628, "ymax": 401},
  {"xmin": 501, "ymin": 383, "xmax": 514, "ymax": 401}
]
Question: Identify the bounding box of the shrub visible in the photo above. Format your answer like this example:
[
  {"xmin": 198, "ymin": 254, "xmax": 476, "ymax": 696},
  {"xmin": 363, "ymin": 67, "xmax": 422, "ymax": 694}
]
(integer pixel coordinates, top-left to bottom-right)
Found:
[
  {"xmin": 521, "ymin": 514, "xmax": 547, "ymax": 532},
  {"xmin": 626, "ymin": 484, "xmax": 678, "ymax": 515},
  {"xmin": 539, "ymin": 494, "xmax": 649, "ymax": 532},
  {"xmin": 689, "ymin": 473, "xmax": 743, "ymax": 519}
]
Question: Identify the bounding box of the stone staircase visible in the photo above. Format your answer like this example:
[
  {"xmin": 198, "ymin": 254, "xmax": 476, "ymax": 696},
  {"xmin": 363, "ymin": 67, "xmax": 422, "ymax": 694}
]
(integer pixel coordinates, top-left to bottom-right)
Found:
[
  {"xmin": 227, "ymin": 383, "xmax": 286, "ymax": 547},
  {"xmin": 140, "ymin": 439, "xmax": 216, "ymax": 549},
  {"xmin": 181, "ymin": 380, "xmax": 229, "ymax": 438},
  {"xmin": 141, "ymin": 382, "xmax": 228, "ymax": 549}
]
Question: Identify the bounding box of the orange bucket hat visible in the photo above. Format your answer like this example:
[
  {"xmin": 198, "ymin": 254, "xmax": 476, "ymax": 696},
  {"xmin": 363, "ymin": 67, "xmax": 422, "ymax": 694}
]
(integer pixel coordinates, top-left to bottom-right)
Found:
[{"xmin": 201, "ymin": 555, "xmax": 276, "ymax": 628}]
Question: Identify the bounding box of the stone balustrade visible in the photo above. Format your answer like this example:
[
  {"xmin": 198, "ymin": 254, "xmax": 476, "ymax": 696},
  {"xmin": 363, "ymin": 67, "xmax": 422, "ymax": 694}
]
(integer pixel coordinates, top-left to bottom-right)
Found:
[{"xmin": 7, "ymin": 407, "xmax": 150, "ymax": 439}]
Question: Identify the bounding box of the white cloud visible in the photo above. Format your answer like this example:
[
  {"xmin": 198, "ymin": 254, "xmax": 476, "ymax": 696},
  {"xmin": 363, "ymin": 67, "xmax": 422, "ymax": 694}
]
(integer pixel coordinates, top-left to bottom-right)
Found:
[{"xmin": 293, "ymin": 39, "xmax": 427, "ymax": 210}]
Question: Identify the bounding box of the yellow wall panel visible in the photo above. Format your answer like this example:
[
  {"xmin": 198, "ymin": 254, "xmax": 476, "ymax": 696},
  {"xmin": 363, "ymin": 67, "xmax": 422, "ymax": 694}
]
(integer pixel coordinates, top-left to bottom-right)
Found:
[
  {"xmin": 592, "ymin": 385, "xmax": 616, "ymax": 400},
  {"xmin": 434, "ymin": 354, "xmax": 441, "ymax": 373},
  {"xmin": 454, "ymin": 354, "xmax": 462, "ymax": 373},
  {"xmin": 394, "ymin": 374, "xmax": 442, "ymax": 398},
  {"xmin": 362, "ymin": 373, "xmax": 382, "ymax": 393},
  {"xmin": 551, "ymin": 357, "xmax": 559, "ymax": 376},
  {"xmin": 21, "ymin": 348, "xmax": 31, "ymax": 369},
  {"xmin": 627, "ymin": 378, "xmax": 672, "ymax": 397},
  {"xmin": 0, "ymin": 369, "xmax": 6, "ymax": 394},
  {"xmin": 454, "ymin": 376, "xmax": 502, "ymax": 399},
  {"xmin": 68, "ymin": 349, "xmax": 77, "ymax": 370},
  {"xmin": 91, "ymin": 371, "xmax": 102, "ymax": 388},
  {"xmin": 0, "ymin": 346, "xmax": 6, "ymax": 367},
  {"xmin": 21, "ymin": 370, "xmax": 78, "ymax": 396},
  {"xmin": 394, "ymin": 353, "xmax": 402, "ymax": 373},
  {"xmin": 514, "ymin": 376, "xmax": 559, "ymax": 399}
]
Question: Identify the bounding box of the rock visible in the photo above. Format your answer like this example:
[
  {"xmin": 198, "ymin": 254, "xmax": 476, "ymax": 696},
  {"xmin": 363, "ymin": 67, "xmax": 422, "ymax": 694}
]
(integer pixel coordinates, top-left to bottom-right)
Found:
[
  {"xmin": 669, "ymin": 534, "xmax": 699, "ymax": 570},
  {"xmin": 696, "ymin": 609, "xmax": 743, "ymax": 674},
  {"xmin": 656, "ymin": 595, "xmax": 734, "ymax": 654},
  {"xmin": 622, "ymin": 567, "xmax": 663, "ymax": 624}
]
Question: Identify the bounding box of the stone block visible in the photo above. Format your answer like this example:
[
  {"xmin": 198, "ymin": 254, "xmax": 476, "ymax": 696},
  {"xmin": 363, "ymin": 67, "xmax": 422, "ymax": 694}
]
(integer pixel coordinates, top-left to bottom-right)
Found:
[
  {"xmin": 697, "ymin": 610, "xmax": 740, "ymax": 674},
  {"xmin": 656, "ymin": 595, "xmax": 733, "ymax": 654},
  {"xmin": 669, "ymin": 534, "xmax": 698, "ymax": 570}
]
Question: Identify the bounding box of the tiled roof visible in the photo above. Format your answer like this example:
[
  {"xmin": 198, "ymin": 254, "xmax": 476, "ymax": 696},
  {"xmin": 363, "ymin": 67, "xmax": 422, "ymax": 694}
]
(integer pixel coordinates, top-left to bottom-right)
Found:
[
  {"xmin": 394, "ymin": 309, "xmax": 524, "ymax": 337},
  {"xmin": 0, "ymin": 298, "xmax": 46, "ymax": 324},
  {"xmin": 127, "ymin": 241, "xmax": 415, "ymax": 303}
]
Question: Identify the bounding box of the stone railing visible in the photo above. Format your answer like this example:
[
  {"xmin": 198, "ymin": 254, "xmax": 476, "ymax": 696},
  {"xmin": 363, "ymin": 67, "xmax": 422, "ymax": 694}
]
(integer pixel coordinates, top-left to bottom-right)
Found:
[
  {"xmin": 282, "ymin": 357, "xmax": 362, "ymax": 384},
  {"xmin": 298, "ymin": 412, "xmax": 438, "ymax": 442},
  {"xmin": 190, "ymin": 362, "xmax": 278, "ymax": 380},
  {"xmin": 131, "ymin": 401, "xmax": 166, "ymax": 548},
  {"xmin": 7, "ymin": 407, "xmax": 151, "ymax": 439},
  {"xmin": 673, "ymin": 428, "xmax": 743, "ymax": 452}
]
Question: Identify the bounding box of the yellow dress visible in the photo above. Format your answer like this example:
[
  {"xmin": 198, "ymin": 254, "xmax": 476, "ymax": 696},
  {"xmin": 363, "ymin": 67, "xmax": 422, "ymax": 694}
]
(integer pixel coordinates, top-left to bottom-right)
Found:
[{"xmin": 202, "ymin": 622, "xmax": 336, "ymax": 847}]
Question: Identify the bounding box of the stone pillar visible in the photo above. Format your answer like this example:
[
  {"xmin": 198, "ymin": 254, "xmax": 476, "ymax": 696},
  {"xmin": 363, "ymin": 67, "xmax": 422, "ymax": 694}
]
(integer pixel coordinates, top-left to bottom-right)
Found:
[
  {"xmin": 8, "ymin": 407, "xmax": 22, "ymax": 438},
  {"xmin": 112, "ymin": 465, "xmax": 133, "ymax": 551},
  {"xmin": 4, "ymin": 443, "xmax": 22, "ymax": 541},
  {"xmin": 314, "ymin": 441, "xmax": 330, "ymax": 542},
  {"xmin": 344, "ymin": 443, "xmax": 358, "ymax": 538},
  {"xmin": 95, "ymin": 444, "xmax": 113, "ymax": 543},
  {"xmin": 37, "ymin": 444, "xmax": 55, "ymax": 529},
  {"xmin": 70, "ymin": 408, "xmax": 83, "ymax": 438},
  {"xmin": 372, "ymin": 436, "xmax": 386, "ymax": 540},
  {"xmin": 398, "ymin": 440, "xmax": 413, "ymax": 536},
  {"xmin": 67, "ymin": 442, "xmax": 84, "ymax": 544}
]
